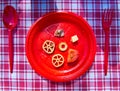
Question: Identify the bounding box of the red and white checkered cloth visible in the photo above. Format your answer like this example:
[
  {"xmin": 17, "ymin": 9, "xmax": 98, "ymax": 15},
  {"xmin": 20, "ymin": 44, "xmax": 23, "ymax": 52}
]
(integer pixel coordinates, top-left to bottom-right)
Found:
[{"xmin": 0, "ymin": 0, "xmax": 120, "ymax": 91}]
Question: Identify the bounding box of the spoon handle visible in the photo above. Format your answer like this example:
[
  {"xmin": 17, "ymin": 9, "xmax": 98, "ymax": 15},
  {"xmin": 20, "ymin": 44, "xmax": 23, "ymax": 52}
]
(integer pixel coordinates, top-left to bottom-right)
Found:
[{"xmin": 9, "ymin": 30, "xmax": 13, "ymax": 73}]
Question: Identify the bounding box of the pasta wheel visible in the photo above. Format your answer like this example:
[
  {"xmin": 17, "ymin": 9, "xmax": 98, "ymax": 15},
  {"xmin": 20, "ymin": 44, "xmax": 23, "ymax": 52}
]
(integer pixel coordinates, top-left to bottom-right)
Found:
[
  {"xmin": 42, "ymin": 40, "xmax": 55, "ymax": 54},
  {"xmin": 59, "ymin": 42, "xmax": 68, "ymax": 52},
  {"xmin": 52, "ymin": 54, "xmax": 64, "ymax": 68}
]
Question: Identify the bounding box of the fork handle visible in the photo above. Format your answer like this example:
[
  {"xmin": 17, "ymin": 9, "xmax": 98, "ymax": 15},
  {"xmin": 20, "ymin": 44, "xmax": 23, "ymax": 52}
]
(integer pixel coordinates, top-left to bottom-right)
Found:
[
  {"xmin": 104, "ymin": 30, "xmax": 110, "ymax": 76},
  {"xmin": 9, "ymin": 30, "xmax": 13, "ymax": 73}
]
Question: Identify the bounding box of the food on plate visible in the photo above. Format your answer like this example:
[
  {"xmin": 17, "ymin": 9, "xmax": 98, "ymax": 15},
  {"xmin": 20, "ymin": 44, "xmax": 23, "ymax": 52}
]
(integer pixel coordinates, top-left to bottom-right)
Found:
[
  {"xmin": 42, "ymin": 40, "xmax": 55, "ymax": 54},
  {"xmin": 54, "ymin": 29, "xmax": 64, "ymax": 37},
  {"xmin": 59, "ymin": 42, "xmax": 68, "ymax": 52},
  {"xmin": 52, "ymin": 54, "xmax": 64, "ymax": 68},
  {"xmin": 71, "ymin": 35, "xmax": 79, "ymax": 43},
  {"xmin": 67, "ymin": 49, "xmax": 79, "ymax": 63}
]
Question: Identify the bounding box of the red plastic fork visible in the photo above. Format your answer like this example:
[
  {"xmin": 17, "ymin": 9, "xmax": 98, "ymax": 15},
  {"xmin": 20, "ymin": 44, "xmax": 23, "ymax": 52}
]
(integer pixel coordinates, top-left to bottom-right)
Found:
[{"xmin": 102, "ymin": 9, "xmax": 113, "ymax": 76}]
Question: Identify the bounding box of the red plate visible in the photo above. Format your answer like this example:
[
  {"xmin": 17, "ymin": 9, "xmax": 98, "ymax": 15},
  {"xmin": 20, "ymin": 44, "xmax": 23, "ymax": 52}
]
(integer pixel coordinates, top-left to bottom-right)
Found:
[{"xmin": 26, "ymin": 12, "xmax": 96, "ymax": 82}]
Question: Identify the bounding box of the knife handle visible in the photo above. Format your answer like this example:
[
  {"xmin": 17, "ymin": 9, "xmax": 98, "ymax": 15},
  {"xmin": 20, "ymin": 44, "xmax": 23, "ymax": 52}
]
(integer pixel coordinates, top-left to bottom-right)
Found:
[{"xmin": 9, "ymin": 30, "xmax": 13, "ymax": 73}]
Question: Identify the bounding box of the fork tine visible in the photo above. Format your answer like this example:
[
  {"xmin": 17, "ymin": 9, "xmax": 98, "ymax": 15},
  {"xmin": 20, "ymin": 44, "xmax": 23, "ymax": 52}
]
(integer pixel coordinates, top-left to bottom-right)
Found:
[
  {"xmin": 109, "ymin": 9, "xmax": 114, "ymax": 25},
  {"xmin": 103, "ymin": 8, "xmax": 114, "ymax": 24},
  {"xmin": 107, "ymin": 9, "xmax": 111, "ymax": 23},
  {"xmin": 102, "ymin": 8, "xmax": 106, "ymax": 24},
  {"xmin": 105, "ymin": 9, "xmax": 109, "ymax": 21},
  {"xmin": 106, "ymin": 9, "xmax": 110, "ymax": 22}
]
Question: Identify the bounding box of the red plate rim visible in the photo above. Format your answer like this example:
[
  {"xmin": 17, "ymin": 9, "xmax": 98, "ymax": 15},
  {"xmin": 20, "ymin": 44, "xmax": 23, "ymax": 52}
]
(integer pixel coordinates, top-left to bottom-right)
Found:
[{"xmin": 26, "ymin": 12, "xmax": 96, "ymax": 82}]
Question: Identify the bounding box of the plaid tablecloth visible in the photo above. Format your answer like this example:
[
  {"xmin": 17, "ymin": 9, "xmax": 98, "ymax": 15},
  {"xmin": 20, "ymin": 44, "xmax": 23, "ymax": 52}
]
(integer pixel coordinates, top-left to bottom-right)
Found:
[{"xmin": 0, "ymin": 0, "xmax": 120, "ymax": 91}]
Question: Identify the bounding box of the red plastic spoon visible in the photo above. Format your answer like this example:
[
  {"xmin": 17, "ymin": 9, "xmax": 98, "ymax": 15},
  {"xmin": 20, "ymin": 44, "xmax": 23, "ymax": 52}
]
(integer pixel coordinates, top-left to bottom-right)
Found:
[{"xmin": 3, "ymin": 5, "xmax": 18, "ymax": 73}]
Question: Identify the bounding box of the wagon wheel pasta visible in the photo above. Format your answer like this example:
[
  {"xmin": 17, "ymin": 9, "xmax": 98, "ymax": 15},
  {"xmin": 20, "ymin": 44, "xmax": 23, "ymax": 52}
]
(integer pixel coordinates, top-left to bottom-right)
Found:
[
  {"xmin": 52, "ymin": 54, "xmax": 64, "ymax": 68},
  {"xmin": 42, "ymin": 40, "xmax": 55, "ymax": 54}
]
